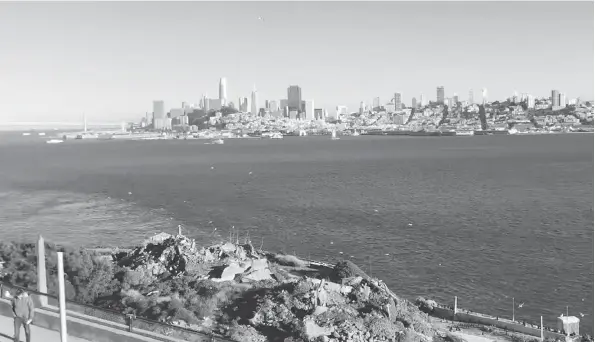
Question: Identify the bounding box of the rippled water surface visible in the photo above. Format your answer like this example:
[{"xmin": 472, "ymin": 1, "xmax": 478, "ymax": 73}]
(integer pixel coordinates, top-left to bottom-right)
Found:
[{"xmin": 0, "ymin": 133, "xmax": 592, "ymax": 333}]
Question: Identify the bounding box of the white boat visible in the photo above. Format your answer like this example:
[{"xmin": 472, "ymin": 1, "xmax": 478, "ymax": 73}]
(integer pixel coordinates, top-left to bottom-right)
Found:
[
  {"xmin": 211, "ymin": 139, "xmax": 224, "ymax": 144},
  {"xmin": 46, "ymin": 139, "xmax": 64, "ymax": 144},
  {"xmin": 38, "ymin": 132, "xmax": 46, "ymax": 136},
  {"xmin": 455, "ymin": 129, "xmax": 474, "ymax": 136},
  {"xmin": 331, "ymin": 130, "xmax": 340, "ymax": 140},
  {"xmin": 22, "ymin": 132, "xmax": 31, "ymax": 136},
  {"xmin": 270, "ymin": 132, "xmax": 283, "ymax": 139}
]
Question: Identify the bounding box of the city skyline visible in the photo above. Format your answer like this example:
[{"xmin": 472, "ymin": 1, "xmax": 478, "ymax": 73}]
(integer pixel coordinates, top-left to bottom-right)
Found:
[{"xmin": 0, "ymin": 1, "xmax": 592, "ymax": 122}]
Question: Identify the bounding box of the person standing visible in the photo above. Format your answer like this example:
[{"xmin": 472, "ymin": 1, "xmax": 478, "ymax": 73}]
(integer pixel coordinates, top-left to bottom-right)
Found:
[{"xmin": 12, "ymin": 288, "xmax": 35, "ymax": 342}]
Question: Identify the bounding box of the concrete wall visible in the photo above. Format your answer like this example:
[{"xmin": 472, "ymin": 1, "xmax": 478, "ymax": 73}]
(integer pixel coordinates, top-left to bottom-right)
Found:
[
  {"xmin": 0, "ymin": 298, "xmax": 221, "ymax": 342},
  {"xmin": 431, "ymin": 306, "xmax": 567, "ymax": 340}
]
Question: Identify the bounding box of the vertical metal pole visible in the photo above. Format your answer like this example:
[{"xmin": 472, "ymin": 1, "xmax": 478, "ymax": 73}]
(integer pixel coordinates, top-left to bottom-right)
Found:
[
  {"xmin": 513, "ymin": 297, "xmax": 515, "ymax": 321},
  {"xmin": 57, "ymin": 252, "xmax": 68, "ymax": 342},
  {"xmin": 454, "ymin": 296, "xmax": 458, "ymax": 315},
  {"xmin": 540, "ymin": 316, "xmax": 544, "ymax": 341}
]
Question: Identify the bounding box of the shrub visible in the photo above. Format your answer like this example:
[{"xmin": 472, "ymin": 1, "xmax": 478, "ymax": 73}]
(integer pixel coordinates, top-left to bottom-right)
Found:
[{"xmin": 331, "ymin": 259, "xmax": 368, "ymax": 281}]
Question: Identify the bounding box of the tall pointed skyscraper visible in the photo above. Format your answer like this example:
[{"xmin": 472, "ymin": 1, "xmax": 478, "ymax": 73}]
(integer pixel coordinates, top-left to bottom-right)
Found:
[
  {"xmin": 251, "ymin": 85, "xmax": 258, "ymax": 115},
  {"xmin": 219, "ymin": 77, "xmax": 227, "ymax": 106}
]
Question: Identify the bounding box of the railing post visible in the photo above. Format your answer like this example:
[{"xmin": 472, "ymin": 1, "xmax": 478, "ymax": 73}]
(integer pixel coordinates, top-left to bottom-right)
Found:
[
  {"xmin": 57, "ymin": 252, "xmax": 68, "ymax": 342},
  {"xmin": 37, "ymin": 235, "xmax": 48, "ymax": 307},
  {"xmin": 126, "ymin": 314, "xmax": 135, "ymax": 332}
]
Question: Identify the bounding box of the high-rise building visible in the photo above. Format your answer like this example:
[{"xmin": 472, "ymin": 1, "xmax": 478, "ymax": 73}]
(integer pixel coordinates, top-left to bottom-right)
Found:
[
  {"xmin": 336, "ymin": 105, "xmax": 348, "ymax": 117},
  {"xmin": 412, "ymin": 97, "xmax": 417, "ymax": 109},
  {"xmin": 359, "ymin": 101, "xmax": 366, "ymax": 115},
  {"xmin": 482, "ymin": 88, "xmax": 488, "ymax": 104},
  {"xmin": 288, "ymin": 85, "xmax": 302, "ymax": 113},
  {"xmin": 251, "ymin": 85, "xmax": 258, "ymax": 115},
  {"xmin": 203, "ymin": 94, "xmax": 210, "ymax": 112},
  {"xmin": 394, "ymin": 92, "xmax": 402, "ymax": 112},
  {"xmin": 219, "ymin": 77, "xmax": 227, "ymax": 106},
  {"xmin": 551, "ymin": 90, "xmax": 560, "ymax": 107},
  {"xmin": 453, "ymin": 93, "xmax": 459, "ymax": 104},
  {"xmin": 468, "ymin": 89, "xmax": 474, "ymax": 104},
  {"xmin": 559, "ymin": 93, "xmax": 566, "ymax": 107},
  {"xmin": 446, "ymin": 98, "xmax": 453, "ymax": 108},
  {"xmin": 437, "ymin": 87, "xmax": 445, "ymax": 104},
  {"xmin": 305, "ymin": 100, "xmax": 315, "ymax": 121},
  {"xmin": 373, "ymin": 97, "xmax": 381, "ymax": 110},
  {"xmin": 153, "ymin": 100, "xmax": 165, "ymax": 129},
  {"xmin": 527, "ymin": 94, "xmax": 535, "ymax": 108},
  {"xmin": 269, "ymin": 100, "xmax": 278, "ymax": 112},
  {"xmin": 314, "ymin": 108, "xmax": 323, "ymax": 120},
  {"xmin": 420, "ymin": 93, "xmax": 425, "ymax": 107}
]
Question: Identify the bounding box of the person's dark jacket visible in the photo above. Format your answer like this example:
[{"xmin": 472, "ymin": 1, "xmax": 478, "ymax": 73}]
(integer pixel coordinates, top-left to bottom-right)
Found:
[{"xmin": 12, "ymin": 294, "xmax": 35, "ymax": 321}]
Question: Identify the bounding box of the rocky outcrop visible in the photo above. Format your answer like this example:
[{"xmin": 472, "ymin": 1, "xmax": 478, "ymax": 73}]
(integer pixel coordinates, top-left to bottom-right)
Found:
[{"xmin": 113, "ymin": 233, "xmax": 442, "ymax": 342}]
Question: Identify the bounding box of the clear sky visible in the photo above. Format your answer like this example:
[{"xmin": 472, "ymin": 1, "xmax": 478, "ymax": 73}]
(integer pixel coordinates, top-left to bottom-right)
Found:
[{"xmin": 0, "ymin": 1, "xmax": 593, "ymax": 123}]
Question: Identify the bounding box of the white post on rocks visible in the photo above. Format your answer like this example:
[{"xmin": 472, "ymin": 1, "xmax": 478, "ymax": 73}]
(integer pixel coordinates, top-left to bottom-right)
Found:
[
  {"xmin": 57, "ymin": 252, "xmax": 68, "ymax": 342},
  {"xmin": 454, "ymin": 296, "xmax": 458, "ymax": 315},
  {"xmin": 540, "ymin": 316, "xmax": 544, "ymax": 341}
]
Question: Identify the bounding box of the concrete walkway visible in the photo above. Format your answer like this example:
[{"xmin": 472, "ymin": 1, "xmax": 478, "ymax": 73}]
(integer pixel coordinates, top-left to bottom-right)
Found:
[{"xmin": 0, "ymin": 315, "xmax": 93, "ymax": 342}]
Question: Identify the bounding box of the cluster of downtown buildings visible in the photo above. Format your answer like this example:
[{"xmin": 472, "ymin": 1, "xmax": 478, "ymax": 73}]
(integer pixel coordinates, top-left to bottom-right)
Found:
[{"xmin": 145, "ymin": 77, "xmax": 582, "ymax": 130}]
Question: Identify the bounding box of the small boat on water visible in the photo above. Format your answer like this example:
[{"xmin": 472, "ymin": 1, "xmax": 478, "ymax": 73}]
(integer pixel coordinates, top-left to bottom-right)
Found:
[
  {"xmin": 22, "ymin": 132, "xmax": 31, "ymax": 136},
  {"xmin": 455, "ymin": 128, "xmax": 475, "ymax": 136},
  {"xmin": 352, "ymin": 130, "xmax": 360, "ymax": 137},
  {"xmin": 270, "ymin": 132, "xmax": 283, "ymax": 139},
  {"xmin": 38, "ymin": 132, "xmax": 46, "ymax": 136},
  {"xmin": 211, "ymin": 138, "xmax": 224, "ymax": 145},
  {"xmin": 331, "ymin": 130, "xmax": 340, "ymax": 140},
  {"xmin": 46, "ymin": 139, "xmax": 64, "ymax": 144}
]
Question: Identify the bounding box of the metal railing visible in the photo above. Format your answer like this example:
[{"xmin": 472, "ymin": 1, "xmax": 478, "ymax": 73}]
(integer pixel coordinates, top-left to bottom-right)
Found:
[{"xmin": 0, "ymin": 281, "xmax": 232, "ymax": 342}]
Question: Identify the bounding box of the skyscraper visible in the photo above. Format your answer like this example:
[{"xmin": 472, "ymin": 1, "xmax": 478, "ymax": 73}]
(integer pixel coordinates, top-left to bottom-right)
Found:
[
  {"xmin": 420, "ymin": 93, "xmax": 425, "ymax": 107},
  {"xmin": 412, "ymin": 97, "xmax": 417, "ymax": 109},
  {"xmin": 305, "ymin": 100, "xmax": 315, "ymax": 121},
  {"xmin": 527, "ymin": 94, "xmax": 535, "ymax": 108},
  {"xmin": 437, "ymin": 87, "xmax": 445, "ymax": 104},
  {"xmin": 482, "ymin": 88, "xmax": 488, "ymax": 104},
  {"xmin": 269, "ymin": 100, "xmax": 278, "ymax": 112},
  {"xmin": 251, "ymin": 85, "xmax": 258, "ymax": 115},
  {"xmin": 203, "ymin": 94, "xmax": 210, "ymax": 112},
  {"xmin": 559, "ymin": 93, "xmax": 566, "ymax": 107},
  {"xmin": 394, "ymin": 92, "xmax": 402, "ymax": 111},
  {"xmin": 219, "ymin": 77, "xmax": 227, "ymax": 106},
  {"xmin": 153, "ymin": 100, "xmax": 165, "ymax": 129},
  {"xmin": 551, "ymin": 90, "xmax": 560, "ymax": 107},
  {"xmin": 359, "ymin": 101, "xmax": 366, "ymax": 114},
  {"xmin": 468, "ymin": 89, "xmax": 474, "ymax": 104},
  {"xmin": 288, "ymin": 85, "xmax": 302, "ymax": 113},
  {"xmin": 453, "ymin": 93, "xmax": 459, "ymax": 104},
  {"xmin": 373, "ymin": 97, "xmax": 381, "ymax": 110}
]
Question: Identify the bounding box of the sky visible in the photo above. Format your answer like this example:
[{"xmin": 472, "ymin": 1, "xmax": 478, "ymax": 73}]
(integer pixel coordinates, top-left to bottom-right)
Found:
[{"xmin": 0, "ymin": 1, "xmax": 593, "ymax": 123}]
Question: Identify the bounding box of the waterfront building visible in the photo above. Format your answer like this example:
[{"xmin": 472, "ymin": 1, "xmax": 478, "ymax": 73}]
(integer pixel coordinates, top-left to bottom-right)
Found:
[
  {"xmin": 219, "ymin": 77, "xmax": 227, "ymax": 106},
  {"xmin": 412, "ymin": 97, "xmax": 417, "ymax": 109},
  {"xmin": 288, "ymin": 85, "xmax": 303, "ymax": 113},
  {"xmin": 251, "ymin": 85, "xmax": 258, "ymax": 115},
  {"xmin": 437, "ymin": 87, "xmax": 445, "ymax": 104},
  {"xmin": 468, "ymin": 89, "xmax": 473, "ymax": 104},
  {"xmin": 373, "ymin": 97, "xmax": 381, "ymax": 110},
  {"xmin": 305, "ymin": 100, "xmax": 315, "ymax": 121},
  {"xmin": 551, "ymin": 90, "xmax": 560, "ymax": 107},
  {"xmin": 394, "ymin": 92, "xmax": 402, "ymax": 112}
]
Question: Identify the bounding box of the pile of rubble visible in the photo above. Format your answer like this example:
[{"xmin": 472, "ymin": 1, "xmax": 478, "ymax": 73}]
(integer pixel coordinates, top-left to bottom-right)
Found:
[
  {"xmin": 115, "ymin": 232, "xmax": 271, "ymax": 282},
  {"xmin": 232, "ymin": 275, "xmax": 437, "ymax": 342}
]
